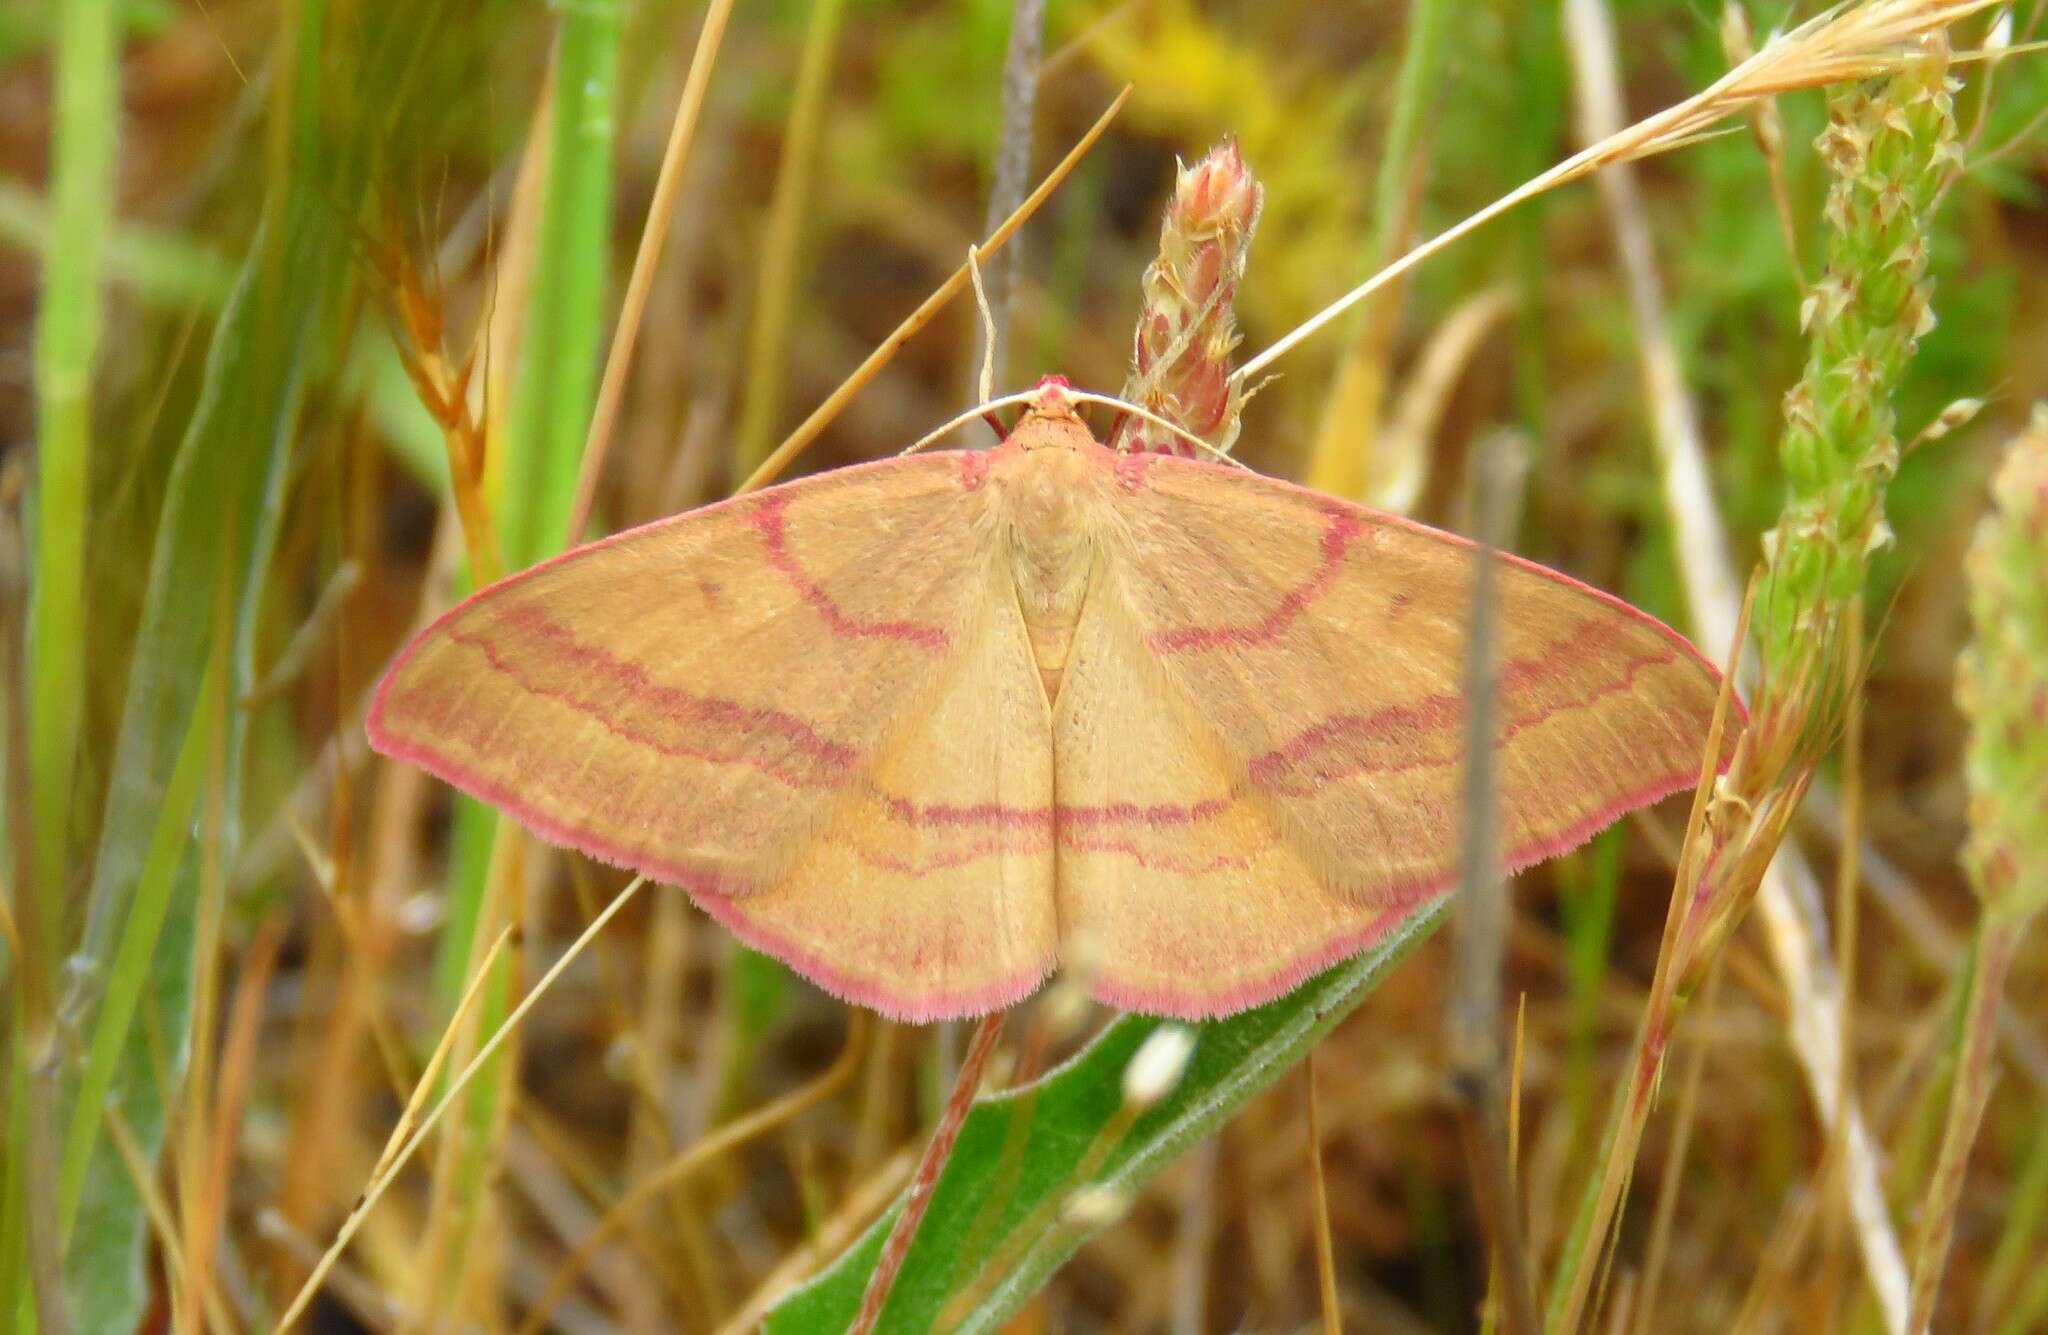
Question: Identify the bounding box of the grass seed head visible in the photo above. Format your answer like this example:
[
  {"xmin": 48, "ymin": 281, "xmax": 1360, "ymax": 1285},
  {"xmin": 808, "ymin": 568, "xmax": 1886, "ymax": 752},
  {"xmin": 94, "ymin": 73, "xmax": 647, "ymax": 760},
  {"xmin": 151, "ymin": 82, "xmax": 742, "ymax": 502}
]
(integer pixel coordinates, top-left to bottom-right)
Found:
[
  {"xmin": 1118, "ymin": 139, "xmax": 1263, "ymax": 456},
  {"xmin": 1958, "ymin": 406, "xmax": 2048, "ymax": 923},
  {"xmin": 1753, "ymin": 31, "xmax": 1956, "ymax": 754}
]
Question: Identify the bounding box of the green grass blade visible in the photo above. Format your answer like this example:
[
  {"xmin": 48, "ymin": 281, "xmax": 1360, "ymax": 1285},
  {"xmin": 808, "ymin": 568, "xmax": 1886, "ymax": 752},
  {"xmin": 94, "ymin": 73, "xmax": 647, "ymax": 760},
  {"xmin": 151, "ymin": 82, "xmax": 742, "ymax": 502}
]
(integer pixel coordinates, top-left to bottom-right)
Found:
[
  {"xmin": 57, "ymin": 208, "xmax": 346, "ymax": 1331},
  {"xmin": 27, "ymin": 0, "xmax": 116, "ymax": 981},
  {"xmin": 55, "ymin": 647, "xmax": 214, "ymax": 1238},
  {"xmin": 421, "ymin": 1, "xmax": 622, "ymax": 1306},
  {"xmin": 432, "ymin": 0, "xmax": 624, "ymax": 1014},
  {"xmin": 495, "ymin": 0, "xmax": 622, "ymax": 566},
  {"xmin": 53, "ymin": 0, "xmax": 363, "ymax": 1295},
  {"xmin": 763, "ymin": 903, "xmax": 1445, "ymax": 1333}
]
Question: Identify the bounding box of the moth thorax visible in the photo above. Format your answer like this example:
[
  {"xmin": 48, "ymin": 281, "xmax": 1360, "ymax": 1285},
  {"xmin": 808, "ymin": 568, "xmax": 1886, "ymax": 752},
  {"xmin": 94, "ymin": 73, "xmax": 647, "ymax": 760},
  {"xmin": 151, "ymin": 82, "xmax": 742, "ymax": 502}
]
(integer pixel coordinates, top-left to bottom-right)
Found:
[{"xmin": 1005, "ymin": 453, "xmax": 1097, "ymax": 699}]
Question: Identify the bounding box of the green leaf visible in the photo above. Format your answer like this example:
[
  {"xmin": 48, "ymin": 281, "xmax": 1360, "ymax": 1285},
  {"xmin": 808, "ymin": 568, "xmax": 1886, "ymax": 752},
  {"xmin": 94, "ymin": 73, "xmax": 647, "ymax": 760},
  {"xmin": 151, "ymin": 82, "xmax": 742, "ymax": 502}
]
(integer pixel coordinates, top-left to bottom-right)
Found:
[{"xmin": 764, "ymin": 901, "xmax": 1445, "ymax": 1333}]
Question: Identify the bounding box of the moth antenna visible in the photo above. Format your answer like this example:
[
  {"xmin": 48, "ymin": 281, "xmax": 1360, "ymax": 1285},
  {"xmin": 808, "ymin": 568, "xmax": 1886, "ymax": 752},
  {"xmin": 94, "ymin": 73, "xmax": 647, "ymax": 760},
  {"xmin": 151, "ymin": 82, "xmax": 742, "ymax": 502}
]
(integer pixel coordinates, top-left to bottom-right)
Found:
[
  {"xmin": 900, "ymin": 390, "xmax": 1044, "ymax": 456},
  {"xmin": 967, "ymin": 243, "xmax": 998, "ymax": 408},
  {"xmin": 1061, "ymin": 389, "xmax": 1251, "ymax": 471}
]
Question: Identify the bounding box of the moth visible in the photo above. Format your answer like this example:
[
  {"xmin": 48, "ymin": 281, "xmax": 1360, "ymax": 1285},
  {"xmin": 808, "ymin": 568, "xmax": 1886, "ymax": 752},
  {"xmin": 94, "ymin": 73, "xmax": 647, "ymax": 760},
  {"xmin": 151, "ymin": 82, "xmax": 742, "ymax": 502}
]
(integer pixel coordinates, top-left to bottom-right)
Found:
[{"xmin": 369, "ymin": 378, "xmax": 1728, "ymax": 1021}]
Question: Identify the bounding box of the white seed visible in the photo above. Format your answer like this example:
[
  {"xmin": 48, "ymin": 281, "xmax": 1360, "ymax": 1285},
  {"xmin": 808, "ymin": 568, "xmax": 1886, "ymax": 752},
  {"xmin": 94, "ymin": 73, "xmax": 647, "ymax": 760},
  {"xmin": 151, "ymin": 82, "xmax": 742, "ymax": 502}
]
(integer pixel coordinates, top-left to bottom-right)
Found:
[
  {"xmin": 1060, "ymin": 1184, "xmax": 1132, "ymax": 1231},
  {"xmin": 1122, "ymin": 1024, "xmax": 1197, "ymax": 1111}
]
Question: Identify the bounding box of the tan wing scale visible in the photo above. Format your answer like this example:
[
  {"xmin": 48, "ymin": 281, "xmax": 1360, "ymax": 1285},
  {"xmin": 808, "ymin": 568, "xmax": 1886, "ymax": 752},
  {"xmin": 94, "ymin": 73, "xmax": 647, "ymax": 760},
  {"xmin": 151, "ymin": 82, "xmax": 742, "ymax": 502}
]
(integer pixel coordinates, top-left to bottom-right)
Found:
[
  {"xmin": 1054, "ymin": 449, "xmax": 1729, "ymax": 1017},
  {"xmin": 369, "ymin": 450, "xmax": 1057, "ymax": 1019}
]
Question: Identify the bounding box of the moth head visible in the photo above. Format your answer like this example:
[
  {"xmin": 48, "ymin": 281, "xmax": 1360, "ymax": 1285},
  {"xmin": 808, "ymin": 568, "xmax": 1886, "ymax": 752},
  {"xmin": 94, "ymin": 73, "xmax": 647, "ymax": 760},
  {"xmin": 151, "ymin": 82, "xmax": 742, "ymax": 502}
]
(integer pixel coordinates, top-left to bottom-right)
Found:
[{"xmin": 1009, "ymin": 373, "xmax": 1098, "ymax": 454}]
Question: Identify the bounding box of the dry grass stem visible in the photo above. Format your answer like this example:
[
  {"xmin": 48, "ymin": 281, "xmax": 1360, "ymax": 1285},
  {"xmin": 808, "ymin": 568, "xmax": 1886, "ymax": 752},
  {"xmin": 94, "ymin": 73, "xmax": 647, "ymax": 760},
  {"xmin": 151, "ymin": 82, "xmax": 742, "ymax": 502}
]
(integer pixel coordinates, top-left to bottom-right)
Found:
[
  {"xmin": 734, "ymin": 0, "xmax": 848, "ymax": 473},
  {"xmin": 565, "ymin": 0, "xmax": 738, "ymax": 542},
  {"xmin": 517, "ymin": 1010, "xmax": 870, "ymax": 1333},
  {"xmin": 1240, "ymin": 0, "xmax": 2002, "ymax": 383},
  {"xmin": 1628, "ymin": 961, "xmax": 1724, "ymax": 1335},
  {"xmin": 713, "ymin": 1148, "xmax": 919, "ymax": 1335},
  {"xmin": 1722, "ymin": 2, "xmax": 1808, "ymax": 283},
  {"xmin": 1305, "ymin": 1051, "xmax": 1341, "ymax": 1334},
  {"xmin": 276, "ymin": 876, "xmax": 650, "ymax": 1332},
  {"xmin": 738, "ymin": 84, "xmax": 1131, "ymax": 494},
  {"xmin": 1448, "ymin": 430, "xmax": 1539, "ymax": 1335},
  {"xmin": 969, "ymin": 0, "xmax": 1048, "ymax": 394}
]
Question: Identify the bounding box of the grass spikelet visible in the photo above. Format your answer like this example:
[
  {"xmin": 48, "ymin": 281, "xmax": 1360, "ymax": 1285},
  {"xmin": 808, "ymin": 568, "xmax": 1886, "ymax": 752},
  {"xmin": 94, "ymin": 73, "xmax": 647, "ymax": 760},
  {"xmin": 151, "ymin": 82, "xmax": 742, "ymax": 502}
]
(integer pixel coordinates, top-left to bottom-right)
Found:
[
  {"xmin": 1699, "ymin": 29, "xmax": 1958, "ymax": 990},
  {"xmin": 1552, "ymin": 32, "xmax": 1964, "ymax": 1332},
  {"xmin": 1753, "ymin": 30, "xmax": 1958, "ymax": 732},
  {"xmin": 1116, "ymin": 139, "xmax": 1263, "ymax": 456},
  {"xmin": 1954, "ymin": 405, "xmax": 2048, "ymax": 928},
  {"xmin": 1910, "ymin": 405, "xmax": 2048, "ymax": 1329}
]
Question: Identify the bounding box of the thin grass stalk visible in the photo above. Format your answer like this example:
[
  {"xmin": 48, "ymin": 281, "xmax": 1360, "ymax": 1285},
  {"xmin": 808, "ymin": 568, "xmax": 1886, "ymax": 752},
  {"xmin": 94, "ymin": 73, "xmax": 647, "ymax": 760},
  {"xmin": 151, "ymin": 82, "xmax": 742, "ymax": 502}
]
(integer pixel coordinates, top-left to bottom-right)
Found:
[
  {"xmin": 1821, "ymin": 607, "xmax": 1869, "ymax": 1304},
  {"xmin": 1237, "ymin": 0, "xmax": 2000, "ymax": 385},
  {"xmin": 516, "ymin": 1012, "xmax": 870, "ymax": 1335},
  {"xmin": 416, "ymin": 821, "xmax": 526, "ymax": 1320},
  {"xmin": 1546, "ymin": 584, "xmax": 1752, "ymax": 1334},
  {"xmin": 851, "ymin": 1012, "xmax": 1007, "ymax": 1335},
  {"xmin": 496, "ymin": 2, "xmax": 623, "ymax": 566},
  {"xmin": 173, "ymin": 577, "xmax": 235, "ymax": 1331},
  {"xmin": 969, "ymin": 0, "xmax": 1048, "ymax": 395},
  {"xmin": 1732, "ymin": 5, "xmax": 1810, "ymax": 281},
  {"xmin": 275, "ymin": 876, "xmax": 652, "ymax": 1332},
  {"xmin": 181, "ymin": 915, "xmax": 284, "ymax": 1321},
  {"xmin": 1305, "ymin": 1052, "xmax": 1340, "ymax": 1334},
  {"xmin": 56, "ymin": 654, "xmax": 218, "ymax": 1240},
  {"xmin": 27, "ymin": 0, "xmax": 115, "ymax": 949},
  {"xmin": 1908, "ymin": 921, "xmax": 2020, "ymax": 1330},
  {"xmin": 623, "ymin": 877, "xmax": 700, "ymax": 1320},
  {"xmin": 1449, "ymin": 431, "xmax": 1539, "ymax": 1335},
  {"xmin": 1486, "ymin": 994, "xmax": 1530, "ymax": 1335},
  {"xmin": 1629, "ymin": 961, "xmax": 1725, "ymax": 1335},
  {"xmin": 4, "ymin": 482, "xmax": 70, "ymax": 1335},
  {"xmin": 734, "ymin": 0, "xmax": 849, "ymax": 471},
  {"xmin": 1729, "ymin": 1164, "xmax": 1843, "ymax": 1332},
  {"xmin": 1169, "ymin": 1133, "xmax": 1222, "ymax": 1334},
  {"xmin": 418, "ymin": 6, "xmax": 624, "ymax": 1314},
  {"xmin": 102, "ymin": 1103, "xmax": 232, "ymax": 1335},
  {"xmin": 7, "ymin": 1, "xmax": 117, "ymax": 1299}
]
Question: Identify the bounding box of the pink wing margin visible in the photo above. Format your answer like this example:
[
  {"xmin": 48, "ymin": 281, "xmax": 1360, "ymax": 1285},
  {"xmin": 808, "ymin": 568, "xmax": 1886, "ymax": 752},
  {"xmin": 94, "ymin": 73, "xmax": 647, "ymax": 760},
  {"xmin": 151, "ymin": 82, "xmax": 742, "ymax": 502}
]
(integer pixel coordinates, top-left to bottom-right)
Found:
[
  {"xmin": 368, "ymin": 447, "xmax": 1062, "ymax": 1021},
  {"xmin": 1049, "ymin": 445, "xmax": 1741, "ymax": 1018}
]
